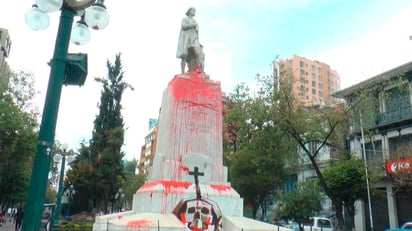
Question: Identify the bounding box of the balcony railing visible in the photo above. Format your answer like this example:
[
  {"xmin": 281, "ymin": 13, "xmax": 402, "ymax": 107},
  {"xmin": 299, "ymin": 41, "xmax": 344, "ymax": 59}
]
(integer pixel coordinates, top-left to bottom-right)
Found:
[{"xmin": 377, "ymin": 105, "xmax": 412, "ymax": 125}]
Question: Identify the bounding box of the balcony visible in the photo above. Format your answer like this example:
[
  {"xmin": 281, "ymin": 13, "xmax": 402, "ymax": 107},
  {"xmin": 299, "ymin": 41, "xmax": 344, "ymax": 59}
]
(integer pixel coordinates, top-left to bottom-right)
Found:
[{"xmin": 378, "ymin": 105, "xmax": 412, "ymax": 125}]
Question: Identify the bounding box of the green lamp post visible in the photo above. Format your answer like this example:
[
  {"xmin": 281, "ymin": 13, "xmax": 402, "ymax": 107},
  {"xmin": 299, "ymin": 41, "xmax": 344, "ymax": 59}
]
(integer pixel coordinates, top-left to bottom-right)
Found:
[
  {"xmin": 52, "ymin": 149, "xmax": 75, "ymax": 230},
  {"xmin": 63, "ymin": 183, "xmax": 76, "ymax": 219},
  {"xmin": 22, "ymin": 1, "xmax": 109, "ymax": 231}
]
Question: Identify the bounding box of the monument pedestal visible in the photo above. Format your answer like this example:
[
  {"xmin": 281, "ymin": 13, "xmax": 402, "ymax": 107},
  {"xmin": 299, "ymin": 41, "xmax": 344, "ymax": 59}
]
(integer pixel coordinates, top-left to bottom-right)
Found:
[{"xmin": 93, "ymin": 72, "xmax": 290, "ymax": 231}]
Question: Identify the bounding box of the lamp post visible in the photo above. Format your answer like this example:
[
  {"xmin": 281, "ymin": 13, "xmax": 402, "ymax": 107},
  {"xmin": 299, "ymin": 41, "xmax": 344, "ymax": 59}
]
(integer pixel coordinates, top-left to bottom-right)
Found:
[
  {"xmin": 63, "ymin": 184, "xmax": 76, "ymax": 219},
  {"xmin": 360, "ymin": 111, "xmax": 374, "ymax": 231},
  {"xmin": 52, "ymin": 150, "xmax": 75, "ymax": 229},
  {"xmin": 114, "ymin": 189, "xmax": 124, "ymax": 212},
  {"xmin": 22, "ymin": 1, "xmax": 109, "ymax": 231}
]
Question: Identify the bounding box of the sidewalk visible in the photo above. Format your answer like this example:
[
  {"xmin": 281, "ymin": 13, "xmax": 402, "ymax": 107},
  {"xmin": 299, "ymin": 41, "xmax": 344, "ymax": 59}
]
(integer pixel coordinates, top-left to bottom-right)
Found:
[{"xmin": 0, "ymin": 222, "xmax": 16, "ymax": 231}]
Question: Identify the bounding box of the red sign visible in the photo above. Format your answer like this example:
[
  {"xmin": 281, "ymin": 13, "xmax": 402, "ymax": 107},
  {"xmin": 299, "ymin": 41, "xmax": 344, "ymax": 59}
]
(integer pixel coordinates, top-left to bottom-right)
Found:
[{"xmin": 386, "ymin": 158, "xmax": 412, "ymax": 174}]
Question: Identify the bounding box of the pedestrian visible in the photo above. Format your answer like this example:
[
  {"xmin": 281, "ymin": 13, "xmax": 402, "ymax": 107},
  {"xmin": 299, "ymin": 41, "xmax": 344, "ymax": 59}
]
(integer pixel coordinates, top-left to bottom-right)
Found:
[
  {"xmin": 1, "ymin": 209, "xmax": 5, "ymax": 223},
  {"xmin": 14, "ymin": 207, "xmax": 23, "ymax": 231},
  {"xmin": 272, "ymin": 218, "xmax": 282, "ymax": 226}
]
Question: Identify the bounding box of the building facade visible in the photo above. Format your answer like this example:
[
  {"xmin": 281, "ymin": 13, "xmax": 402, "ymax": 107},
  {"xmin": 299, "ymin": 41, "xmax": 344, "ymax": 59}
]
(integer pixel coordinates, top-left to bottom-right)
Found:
[
  {"xmin": 275, "ymin": 55, "xmax": 341, "ymax": 216},
  {"xmin": 138, "ymin": 119, "xmax": 158, "ymax": 174},
  {"xmin": 0, "ymin": 27, "xmax": 11, "ymax": 90},
  {"xmin": 277, "ymin": 54, "xmax": 341, "ymax": 107},
  {"xmin": 334, "ymin": 61, "xmax": 412, "ymax": 230}
]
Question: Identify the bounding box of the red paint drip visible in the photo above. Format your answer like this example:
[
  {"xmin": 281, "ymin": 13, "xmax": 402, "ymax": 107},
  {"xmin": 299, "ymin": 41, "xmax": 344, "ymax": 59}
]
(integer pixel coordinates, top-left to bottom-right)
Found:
[
  {"xmin": 210, "ymin": 184, "xmax": 232, "ymax": 192},
  {"xmin": 205, "ymin": 217, "xmax": 211, "ymax": 225},
  {"xmin": 127, "ymin": 219, "xmax": 152, "ymax": 227},
  {"xmin": 181, "ymin": 165, "xmax": 189, "ymax": 172},
  {"xmin": 163, "ymin": 71, "xmax": 224, "ymax": 183},
  {"xmin": 138, "ymin": 180, "xmax": 192, "ymax": 192},
  {"xmin": 170, "ymin": 72, "xmax": 222, "ymax": 108},
  {"xmin": 180, "ymin": 212, "xmax": 186, "ymax": 223}
]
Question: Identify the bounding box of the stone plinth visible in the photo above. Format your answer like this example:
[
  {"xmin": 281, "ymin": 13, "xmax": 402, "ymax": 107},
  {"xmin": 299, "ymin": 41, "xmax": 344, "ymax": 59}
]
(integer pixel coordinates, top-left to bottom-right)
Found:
[
  {"xmin": 132, "ymin": 181, "xmax": 243, "ymax": 216},
  {"xmin": 149, "ymin": 73, "xmax": 227, "ymax": 184}
]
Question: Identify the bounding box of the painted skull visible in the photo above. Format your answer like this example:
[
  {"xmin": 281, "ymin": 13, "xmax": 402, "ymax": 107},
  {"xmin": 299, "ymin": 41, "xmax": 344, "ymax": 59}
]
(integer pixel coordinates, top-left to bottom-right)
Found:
[{"xmin": 186, "ymin": 200, "xmax": 212, "ymax": 224}]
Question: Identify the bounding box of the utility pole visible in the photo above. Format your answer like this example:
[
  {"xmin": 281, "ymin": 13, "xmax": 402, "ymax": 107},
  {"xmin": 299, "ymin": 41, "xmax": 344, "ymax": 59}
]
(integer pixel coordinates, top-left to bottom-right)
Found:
[{"xmin": 360, "ymin": 111, "xmax": 374, "ymax": 231}]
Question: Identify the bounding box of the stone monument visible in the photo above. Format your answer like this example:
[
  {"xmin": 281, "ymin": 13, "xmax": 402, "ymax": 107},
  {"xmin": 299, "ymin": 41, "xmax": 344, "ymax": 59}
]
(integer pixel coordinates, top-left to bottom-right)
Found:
[{"xmin": 92, "ymin": 7, "xmax": 290, "ymax": 231}]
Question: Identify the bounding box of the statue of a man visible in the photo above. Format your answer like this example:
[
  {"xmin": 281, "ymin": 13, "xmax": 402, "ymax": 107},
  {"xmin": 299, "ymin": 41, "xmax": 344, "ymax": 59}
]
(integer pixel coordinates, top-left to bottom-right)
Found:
[{"xmin": 176, "ymin": 7, "xmax": 204, "ymax": 74}]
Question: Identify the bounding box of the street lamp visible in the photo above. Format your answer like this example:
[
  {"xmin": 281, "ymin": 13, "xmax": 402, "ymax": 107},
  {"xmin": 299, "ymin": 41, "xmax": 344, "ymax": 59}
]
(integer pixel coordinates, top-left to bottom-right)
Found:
[
  {"xmin": 52, "ymin": 149, "xmax": 75, "ymax": 229},
  {"xmin": 63, "ymin": 184, "xmax": 76, "ymax": 219},
  {"xmin": 114, "ymin": 189, "xmax": 125, "ymax": 212},
  {"xmin": 22, "ymin": 1, "xmax": 109, "ymax": 231}
]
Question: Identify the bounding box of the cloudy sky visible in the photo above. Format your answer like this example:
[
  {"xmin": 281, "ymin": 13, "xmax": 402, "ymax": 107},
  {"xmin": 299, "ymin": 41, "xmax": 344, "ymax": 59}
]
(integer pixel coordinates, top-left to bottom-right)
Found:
[{"xmin": 1, "ymin": 0, "xmax": 412, "ymax": 160}]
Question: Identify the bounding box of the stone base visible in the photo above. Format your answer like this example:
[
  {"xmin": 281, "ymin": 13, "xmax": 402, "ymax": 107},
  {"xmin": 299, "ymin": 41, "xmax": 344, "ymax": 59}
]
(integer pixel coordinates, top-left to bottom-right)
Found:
[
  {"xmin": 93, "ymin": 212, "xmax": 184, "ymax": 231},
  {"xmin": 92, "ymin": 180, "xmax": 292, "ymax": 231},
  {"xmin": 132, "ymin": 181, "xmax": 243, "ymax": 216},
  {"xmin": 93, "ymin": 213, "xmax": 292, "ymax": 231}
]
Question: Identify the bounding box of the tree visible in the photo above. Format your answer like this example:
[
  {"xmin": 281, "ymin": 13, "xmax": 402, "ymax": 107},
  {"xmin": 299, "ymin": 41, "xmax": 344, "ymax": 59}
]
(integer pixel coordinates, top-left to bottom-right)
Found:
[
  {"xmin": 275, "ymin": 180, "xmax": 323, "ymax": 231},
  {"xmin": 222, "ymin": 83, "xmax": 250, "ymax": 168},
  {"xmin": 0, "ymin": 70, "xmax": 38, "ymax": 207},
  {"xmin": 67, "ymin": 53, "xmax": 133, "ymax": 213},
  {"xmin": 224, "ymin": 75, "xmax": 296, "ymax": 220},
  {"xmin": 224, "ymin": 71, "xmax": 376, "ymax": 229},
  {"xmin": 65, "ymin": 144, "xmax": 95, "ymax": 213},
  {"xmin": 45, "ymin": 187, "xmax": 57, "ymax": 204},
  {"xmin": 122, "ymin": 159, "xmax": 145, "ymax": 210},
  {"xmin": 271, "ymin": 73, "xmax": 352, "ymax": 229},
  {"xmin": 322, "ymin": 159, "xmax": 367, "ymax": 230}
]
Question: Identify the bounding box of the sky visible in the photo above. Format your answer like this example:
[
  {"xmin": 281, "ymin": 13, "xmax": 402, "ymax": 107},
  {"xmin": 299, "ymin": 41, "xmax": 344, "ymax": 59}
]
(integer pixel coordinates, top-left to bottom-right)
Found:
[{"xmin": 1, "ymin": 0, "xmax": 412, "ymax": 160}]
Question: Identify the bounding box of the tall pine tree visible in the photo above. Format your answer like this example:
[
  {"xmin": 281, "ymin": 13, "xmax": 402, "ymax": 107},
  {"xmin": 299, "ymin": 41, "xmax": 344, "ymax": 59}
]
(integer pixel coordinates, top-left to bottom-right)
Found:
[{"xmin": 91, "ymin": 53, "xmax": 133, "ymax": 213}]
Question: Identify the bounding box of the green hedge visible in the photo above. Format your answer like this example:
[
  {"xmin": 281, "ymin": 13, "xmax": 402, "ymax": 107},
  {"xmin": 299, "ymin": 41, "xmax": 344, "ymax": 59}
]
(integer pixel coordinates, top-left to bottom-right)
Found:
[{"xmin": 58, "ymin": 221, "xmax": 93, "ymax": 231}]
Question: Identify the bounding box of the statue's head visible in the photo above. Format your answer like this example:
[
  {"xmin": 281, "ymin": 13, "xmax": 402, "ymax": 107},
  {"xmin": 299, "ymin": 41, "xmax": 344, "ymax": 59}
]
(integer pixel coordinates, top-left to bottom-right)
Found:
[{"xmin": 186, "ymin": 7, "xmax": 196, "ymax": 17}]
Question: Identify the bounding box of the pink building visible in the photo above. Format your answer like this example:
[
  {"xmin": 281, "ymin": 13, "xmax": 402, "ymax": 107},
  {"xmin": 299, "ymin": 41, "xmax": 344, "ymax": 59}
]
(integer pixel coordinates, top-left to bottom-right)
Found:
[{"xmin": 277, "ymin": 54, "xmax": 341, "ymax": 107}]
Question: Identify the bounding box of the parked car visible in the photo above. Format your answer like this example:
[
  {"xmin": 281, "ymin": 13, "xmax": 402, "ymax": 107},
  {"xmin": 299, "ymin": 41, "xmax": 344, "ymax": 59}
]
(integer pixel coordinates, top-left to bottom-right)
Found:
[
  {"xmin": 385, "ymin": 221, "xmax": 412, "ymax": 231},
  {"xmin": 282, "ymin": 221, "xmax": 299, "ymax": 231},
  {"xmin": 303, "ymin": 217, "xmax": 333, "ymax": 231}
]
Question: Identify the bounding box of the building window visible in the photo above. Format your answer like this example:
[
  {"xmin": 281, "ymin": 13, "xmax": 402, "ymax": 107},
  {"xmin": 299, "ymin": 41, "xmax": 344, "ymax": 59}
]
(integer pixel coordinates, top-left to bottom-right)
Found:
[
  {"xmin": 389, "ymin": 134, "xmax": 412, "ymax": 158},
  {"xmin": 385, "ymin": 86, "xmax": 410, "ymax": 113}
]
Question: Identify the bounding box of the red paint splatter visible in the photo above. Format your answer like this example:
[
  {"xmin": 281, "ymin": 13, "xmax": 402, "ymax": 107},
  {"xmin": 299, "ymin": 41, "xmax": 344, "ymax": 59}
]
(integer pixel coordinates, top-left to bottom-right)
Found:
[
  {"xmin": 127, "ymin": 219, "xmax": 152, "ymax": 227},
  {"xmin": 180, "ymin": 212, "xmax": 186, "ymax": 223},
  {"xmin": 138, "ymin": 180, "xmax": 192, "ymax": 192},
  {"xmin": 170, "ymin": 71, "xmax": 222, "ymax": 111},
  {"xmin": 181, "ymin": 165, "xmax": 189, "ymax": 172},
  {"xmin": 165, "ymin": 71, "xmax": 224, "ymax": 183},
  {"xmin": 210, "ymin": 184, "xmax": 232, "ymax": 192},
  {"xmin": 205, "ymin": 217, "xmax": 211, "ymax": 225}
]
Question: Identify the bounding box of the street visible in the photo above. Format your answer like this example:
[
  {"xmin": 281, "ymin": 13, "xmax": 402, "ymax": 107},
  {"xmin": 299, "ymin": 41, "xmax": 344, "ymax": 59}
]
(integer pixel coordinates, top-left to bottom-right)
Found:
[{"xmin": 0, "ymin": 221, "xmax": 16, "ymax": 231}]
